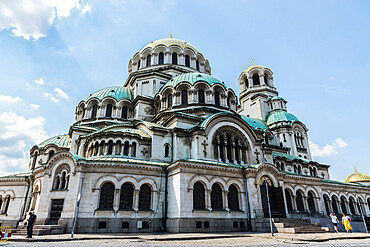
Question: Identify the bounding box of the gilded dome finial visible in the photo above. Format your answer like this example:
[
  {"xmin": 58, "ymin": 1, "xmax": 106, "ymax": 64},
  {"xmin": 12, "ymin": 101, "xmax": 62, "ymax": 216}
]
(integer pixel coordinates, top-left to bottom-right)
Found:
[
  {"xmin": 252, "ymin": 60, "xmax": 255, "ymax": 66},
  {"xmin": 170, "ymin": 34, "xmax": 173, "ymax": 38},
  {"xmin": 355, "ymin": 166, "xmax": 358, "ymax": 174}
]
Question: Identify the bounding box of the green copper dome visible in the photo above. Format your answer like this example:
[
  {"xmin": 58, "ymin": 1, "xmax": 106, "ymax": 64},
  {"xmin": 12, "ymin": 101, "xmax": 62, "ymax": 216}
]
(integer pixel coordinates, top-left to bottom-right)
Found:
[
  {"xmin": 160, "ymin": 73, "xmax": 227, "ymax": 93},
  {"xmin": 87, "ymin": 86, "xmax": 133, "ymax": 102},
  {"xmin": 266, "ymin": 111, "xmax": 299, "ymax": 125},
  {"xmin": 38, "ymin": 134, "xmax": 71, "ymax": 148},
  {"xmin": 141, "ymin": 38, "xmax": 199, "ymax": 53}
]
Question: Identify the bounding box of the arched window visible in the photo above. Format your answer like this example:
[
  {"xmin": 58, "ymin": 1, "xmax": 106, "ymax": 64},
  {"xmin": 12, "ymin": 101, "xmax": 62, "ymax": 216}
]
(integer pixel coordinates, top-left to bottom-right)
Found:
[
  {"xmin": 226, "ymin": 134, "xmax": 233, "ymax": 162},
  {"xmin": 167, "ymin": 94, "xmax": 173, "ymax": 108},
  {"xmin": 324, "ymin": 195, "xmax": 331, "ymax": 216},
  {"xmin": 297, "ymin": 165, "xmax": 302, "ymax": 175},
  {"xmin": 219, "ymin": 135, "xmax": 225, "ymax": 161},
  {"xmin": 158, "ymin": 52, "xmax": 164, "ymax": 65},
  {"xmin": 172, "ymin": 53, "xmax": 177, "ymax": 65},
  {"xmin": 181, "ymin": 90, "xmax": 188, "ymax": 105},
  {"xmin": 131, "ymin": 142, "xmax": 136, "ymax": 157},
  {"xmin": 264, "ymin": 74, "xmax": 269, "ymax": 85},
  {"xmin": 137, "ymin": 60, "xmax": 141, "ymax": 69},
  {"xmin": 164, "ymin": 144, "xmax": 170, "ymax": 157},
  {"xmin": 368, "ymin": 198, "xmax": 370, "ymax": 212},
  {"xmin": 245, "ymin": 78, "xmax": 249, "ymax": 88},
  {"xmin": 48, "ymin": 150, "xmax": 55, "ymax": 160},
  {"xmin": 91, "ymin": 105, "xmax": 98, "ymax": 118},
  {"xmin": 107, "ymin": 140, "xmax": 113, "ymax": 155},
  {"xmin": 53, "ymin": 165, "xmax": 70, "ymax": 190},
  {"xmin": 234, "ymin": 138, "xmax": 239, "ymax": 162},
  {"xmin": 211, "ymin": 183, "xmax": 223, "ymax": 210},
  {"xmin": 198, "ymin": 89, "xmax": 205, "ymax": 103},
  {"xmin": 193, "ymin": 182, "xmax": 205, "ymax": 210},
  {"xmin": 294, "ymin": 165, "xmax": 298, "ymax": 174},
  {"xmin": 115, "ymin": 140, "xmax": 122, "ymax": 155},
  {"xmin": 252, "ymin": 74, "xmax": 260, "ymax": 86},
  {"xmin": 99, "ymin": 141, "xmax": 105, "ymax": 155},
  {"xmin": 3, "ymin": 196, "xmax": 10, "ymax": 214},
  {"xmin": 0, "ymin": 196, "xmax": 2, "ymax": 212},
  {"xmin": 139, "ymin": 184, "xmax": 151, "ymax": 210},
  {"xmin": 123, "ymin": 141, "xmax": 129, "ymax": 156},
  {"xmin": 146, "ymin": 55, "xmax": 151, "ymax": 67},
  {"xmin": 196, "ymin": 60, "xmax": 199, "ymax": 71},
  {"xmin": 340, "ymin": 196, "xmax": 347, "ymax": 215},
  {"xmin": 349, "ymin": 197, "xmax": 356, "ymax": 215},
  {"xmin": 105, "ymin": 104, "xmax": 113, "ymax": 117},
  {"xmin": 185, "ymin": 55, "xmax": 190, "ymax": 67},
  {"xmin": 228, "ymin": 185, "xmax": 239, "ymax": 211},
  {"xmin": 285, "ymin": 189, "xmax": 293, "ymax": 212},
  {"xmin": 307, "ymin": 191, "xmax": 316, "ymax": 212},
  {"xmin": 99, "ymin": 182, "xmax": 114, "ymax": 210},
  {"xmin": 296, "ymin": 190, "xmax": 305, "ymax": 212},
  {"xmin": 281, "ymin": 163, "xmax": 285, "ymax": 171},
  {"xmin": 31, "ymin": 152, "xmax": 38, "ymax": 170},
  {"xmin": 331, "ymin": 196, "xmax": 339, "ymax": 215},
  {"xmin": 214, "ymin": 91, "xmax": 220, "ymax": 106},
  {"xmin": 119, "ymin": 183, "xmax": 134, "ymax": 210},
  {"xmin": 121, "ymin": 106, "xmax": 128, "ymax": 119}
]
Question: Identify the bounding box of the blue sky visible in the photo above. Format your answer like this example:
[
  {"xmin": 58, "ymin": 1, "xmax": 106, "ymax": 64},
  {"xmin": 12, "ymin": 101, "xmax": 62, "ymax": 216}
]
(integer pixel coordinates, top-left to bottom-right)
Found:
[{"xmin": 0, "ymin": 0, "xmax": 369, "ymax": 180}]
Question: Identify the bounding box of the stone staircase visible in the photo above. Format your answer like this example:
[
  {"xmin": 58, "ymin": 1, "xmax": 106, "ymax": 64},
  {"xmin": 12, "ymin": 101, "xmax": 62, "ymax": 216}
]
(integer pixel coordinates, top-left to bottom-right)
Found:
[
  {"xmin": 255, "ymin": 218, "xmax": 333, "ymax": 234},
  {"xmin": 12, "ymin": 224, "xmax": 66, "ymax": 235}
]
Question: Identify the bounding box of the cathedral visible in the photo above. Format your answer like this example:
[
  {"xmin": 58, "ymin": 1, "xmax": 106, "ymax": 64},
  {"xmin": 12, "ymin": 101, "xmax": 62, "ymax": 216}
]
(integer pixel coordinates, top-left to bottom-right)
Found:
[{"xmin": 0, "ymin": 38, "xmax": 369, "ymax": 234}]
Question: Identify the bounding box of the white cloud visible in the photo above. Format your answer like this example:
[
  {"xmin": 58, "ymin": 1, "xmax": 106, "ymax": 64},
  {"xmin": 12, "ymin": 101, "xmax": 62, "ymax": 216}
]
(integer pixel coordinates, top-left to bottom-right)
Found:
[
  {"xmin": 43, "ymin": 92, "xmax": 59, "ymax": 102},
  {"xmin": 54, "ymin": 87, "xmax": 70, "ymax": 101},
  {"xmin": 0, "ymin": 95, "xmax": 21, "ymax": 104},
  {"xmin": 35, "ymin": 77, "xmax": 44, "ymax": 85},
  {"xmin": 309, "ymin": 138, "xmax": 348, "ymax": 158},
  {"xmin": 0, "ymin": 0, "xmax": 91, "ymax": 41},
  {"xmin": 329, "ymin": 77, "xmax": 336, "ymax": 81},
  {"xmin": 31, "ymin": 104, "xmax": 40, "ymax": 109},
  {"xmin": 0, "ymin": 111, "xmax": 48, "ymax": 176},
  {"xmin": 26, "ymin": 83, "xmax": 31, "ymax": 87}
]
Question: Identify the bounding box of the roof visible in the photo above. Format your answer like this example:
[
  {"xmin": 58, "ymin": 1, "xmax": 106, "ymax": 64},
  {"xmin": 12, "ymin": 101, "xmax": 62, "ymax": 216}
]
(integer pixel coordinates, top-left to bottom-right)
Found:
[
  {"xmin": 141, "ymin": 38, "xmax": 199, "ymax": 53},
  {"xmin": 266, "ymin": 111, "xmax": 299, "ymax": 125},
  {"xmin": 267, "ymin": 96, "xmax": 285, "ymax": 102},
  {"xmin": 323, "ymin": 179, "xmax": 369, "ymax": 187},
  {"xmin": 272, "ymin": 151, "xmax": 329, "ymax": 166},
  {"xmin": 82, "ymin": 124, "xmax": 151, "ymax": 139},
  {"xmin": 160, "ymin": 73, "xmax": 227, "ymax": 93},
  {"xmin": 38, "ymin": 134, "xmax": 71, "ymax": 149},
  {"xmin": 345, "ymin": 168, "xmax": 370, "ymax": 183},
  {"xmin": 240, "ymin": 115, "xmax": 269, "ymax": 131},
  {"xmin": 86, "ymin": 86, "xmax": 133, "ymax": 102},
  {"xmin": 244, "ymin": 64, "xmax": 266, "ymax": 73},
  {"xmin": 0, "ymin": 172, "xmax": 32, "ymax": 179}
]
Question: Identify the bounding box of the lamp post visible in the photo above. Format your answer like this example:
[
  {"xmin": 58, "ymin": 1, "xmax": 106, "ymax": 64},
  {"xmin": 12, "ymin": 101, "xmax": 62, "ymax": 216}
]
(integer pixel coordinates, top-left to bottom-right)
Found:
[
  {"xmin": 263, "ymin": 181, "xmax": 274, "ymax": 236},
  {"xmin": 355, "ymin": 191, "xmax": 368, "ymax": 234}
]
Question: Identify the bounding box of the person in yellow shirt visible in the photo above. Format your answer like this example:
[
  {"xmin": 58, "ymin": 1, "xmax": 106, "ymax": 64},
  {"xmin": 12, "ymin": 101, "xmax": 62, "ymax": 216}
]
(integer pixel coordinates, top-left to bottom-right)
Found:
[{"xmin": 341, "ymin": 214, "xmax": 352, "ymax": 233}]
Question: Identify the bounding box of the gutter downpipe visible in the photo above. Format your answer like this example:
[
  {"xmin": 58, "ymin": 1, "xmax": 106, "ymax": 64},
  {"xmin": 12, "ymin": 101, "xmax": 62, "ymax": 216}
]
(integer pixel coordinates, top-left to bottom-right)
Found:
[
  {"xmin": 71, "ymin": 177, "xmax": 84, "ymax": 238},
  {"xmin": 242, "ymin": 167, "xmax": 251, "ymax": 231},
  {"xmin": 19, "ymin": 175, "xmax": 32, "ymax": 226}
]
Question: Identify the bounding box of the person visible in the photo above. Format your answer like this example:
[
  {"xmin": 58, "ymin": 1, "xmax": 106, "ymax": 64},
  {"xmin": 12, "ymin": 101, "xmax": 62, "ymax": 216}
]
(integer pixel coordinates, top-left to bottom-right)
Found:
[
  {"xmin": 26, "ymin": 212, "xmax": 37, "ymax": 238},
  {"xmin": 330, "ymin": 212, "xmax": 339, "ymax": 233},
  {"xmin": 342, "ymin": 213, "xmax": 352, "ymax": 233}
]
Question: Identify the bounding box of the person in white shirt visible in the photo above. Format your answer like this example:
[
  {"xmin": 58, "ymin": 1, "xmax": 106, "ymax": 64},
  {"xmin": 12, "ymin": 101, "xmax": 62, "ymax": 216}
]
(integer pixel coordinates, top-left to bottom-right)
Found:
[
  {"xmin": 342, "ymin": 214, "xmax": 352, "ymax": 233},
  {"xmin": 330, "ymin": 212, "xmax": 339, "ymax": 233}
]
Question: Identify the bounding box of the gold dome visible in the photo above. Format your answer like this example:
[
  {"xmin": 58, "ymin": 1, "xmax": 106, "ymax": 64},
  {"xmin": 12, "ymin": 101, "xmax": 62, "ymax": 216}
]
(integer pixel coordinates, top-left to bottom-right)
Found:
[{"xmin": 345, "ymin": 168, "xmax": 370, "ymax": 183}]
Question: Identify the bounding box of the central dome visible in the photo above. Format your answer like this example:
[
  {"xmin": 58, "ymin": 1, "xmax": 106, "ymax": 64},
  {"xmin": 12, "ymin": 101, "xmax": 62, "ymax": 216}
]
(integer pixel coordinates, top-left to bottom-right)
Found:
[
  {"xmin": 141, "ymin": 38, "xmax": 199, "ymax": 53},
  {"xmin": 345, "ymin": 168, "xmax": 370, "ymax": 183}
]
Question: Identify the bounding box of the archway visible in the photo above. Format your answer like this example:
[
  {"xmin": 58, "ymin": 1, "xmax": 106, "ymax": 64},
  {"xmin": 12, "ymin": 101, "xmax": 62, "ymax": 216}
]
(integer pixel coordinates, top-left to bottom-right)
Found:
[{"xmin": 259, "ymin": 176, "xmax": 286, "ymax": 218}]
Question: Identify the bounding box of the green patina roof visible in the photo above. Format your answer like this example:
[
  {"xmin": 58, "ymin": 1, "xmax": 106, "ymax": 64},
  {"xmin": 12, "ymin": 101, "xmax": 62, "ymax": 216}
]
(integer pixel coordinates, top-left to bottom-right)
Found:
[
  {"xmin": 0, "ymin": 172, "xmax": 32, "ymax": 179},
  {"xmin": 87, "ymin": 156, "xmax": 169, "ymax": 167},
  {"xmin": 322, "ymin": 179, "xmax": 369, "ymax": 187},
  {"xmin": 240, "ymin": 115, "xmax": 269, "ymax": 131},
  {"xmin": 268, "ymin": 96, "xmax": 285, "ymax": 102},
  {"xmin": 272, "ymin": 151, "xmax": 329, "ymax": 166},
  {"xmin": 266, "ymin": 111, "xmax": 299, "ymax": 125},
  {"xmin": 87, "ymin": 86, "xmax": 133, "ymax": 102},
  {"xmin": 160, "ymin": 73, "xmax": 227, "ymax": 93},
  {"xmin": 38, "ymin": 135, "xmax": 71, "ymax": 148},
  {"xmin": 141, "ymin": 38, "xmax": 199, "ymax": 53},
  {"xmin": 82, "ymin": 124, "xmax": 151, "ymax": 139}
]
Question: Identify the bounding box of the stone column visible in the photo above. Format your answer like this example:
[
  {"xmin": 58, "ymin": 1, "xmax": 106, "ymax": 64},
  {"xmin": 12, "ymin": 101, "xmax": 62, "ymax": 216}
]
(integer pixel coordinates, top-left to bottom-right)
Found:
[
  {"xmin": 164, "ymin": 52, "xmax": 170, "ymax": 64},
  {"xmin": 260, "ymin": 75, "xmax": 266, "ymax": 86},
  {"xmin": 248, "ymin": 77, "xmax": 253, "ymax": 88},
  {"xmin": 133, "ymin": 189, "xmax": 140, "ymax": 211},
  {"xmin": 190, "ymin": 57, "xmax": 196, "ymax": 69},
  {"xmin": 152, "ymin": 53, "xmax": 158, "ymax": 66},
  {"xmin": 292, "ymin": 195, "xmax": 297, "ymax": 211},
  {"xmin": 206, "ymin": 189, "xmax": 211, "ymax": 211},
  {"xmin": 114, "ymin": 189, "xmax": 120, "ymax": 211},
  {"xmin": 224, "ymin": 190, "xmax": 229, "ymax": 211}
]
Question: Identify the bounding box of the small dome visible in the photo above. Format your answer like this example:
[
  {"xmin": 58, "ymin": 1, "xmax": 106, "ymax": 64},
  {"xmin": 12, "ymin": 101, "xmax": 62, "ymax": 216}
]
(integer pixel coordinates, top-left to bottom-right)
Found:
[
  {"xmin": 160, "ymin": 73, "xmax": 227, "ymax": 93},
  {"xmin": 87, "ymin": 86, "xmax": 133, "ymax": 102},
  {"xmin": 345, "ymin": 168, "xmax": 370, "ymax": 183},
  {"xmin": 266, "ymin": 111, "xmax": 299, "ymax": 125},
  {"xmin": 244, "ymin": 64, "xmax": 266, "ymax": 73},
  {"xmin": 38, "ymin": 134, "xmax": 71, "ymax": 148},
  {"xmin": 141, "ymin": 38, "xmax": 199, "ymax": 53}
]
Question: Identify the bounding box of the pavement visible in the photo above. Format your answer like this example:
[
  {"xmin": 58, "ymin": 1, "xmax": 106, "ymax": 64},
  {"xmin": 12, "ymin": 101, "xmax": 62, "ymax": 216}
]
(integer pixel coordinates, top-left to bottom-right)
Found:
[{"xmin": 6, "ymin": 232, "xmax": 370, "ymax": 243}]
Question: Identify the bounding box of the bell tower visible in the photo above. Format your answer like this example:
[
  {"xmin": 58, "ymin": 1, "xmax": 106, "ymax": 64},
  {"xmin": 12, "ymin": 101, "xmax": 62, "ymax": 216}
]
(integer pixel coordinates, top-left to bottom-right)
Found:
[{"xmin": 237, "ymin": 64, "xmax": 278, "ymax": 120}]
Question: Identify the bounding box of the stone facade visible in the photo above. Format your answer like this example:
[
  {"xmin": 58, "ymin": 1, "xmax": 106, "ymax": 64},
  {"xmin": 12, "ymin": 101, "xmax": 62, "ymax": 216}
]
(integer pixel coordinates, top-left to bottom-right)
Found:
[{"xmin": 0, "ymin": 38, "xmax": 369, "ymax": 233}]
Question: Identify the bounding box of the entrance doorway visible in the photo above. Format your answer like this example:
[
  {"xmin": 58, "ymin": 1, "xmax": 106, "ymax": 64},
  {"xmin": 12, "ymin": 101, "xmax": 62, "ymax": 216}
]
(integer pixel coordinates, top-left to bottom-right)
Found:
[
  {"xmin": 48, "ymin": 199, "xmax": 64, "ymax": 225},
  {"xmin": 259, "ymin": 176, "xmax": 286, "ymax": 218}
]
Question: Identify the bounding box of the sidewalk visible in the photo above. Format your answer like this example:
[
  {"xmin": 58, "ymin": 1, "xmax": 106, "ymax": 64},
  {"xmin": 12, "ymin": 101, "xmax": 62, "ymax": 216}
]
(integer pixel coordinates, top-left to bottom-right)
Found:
[{"xmin": 8, "ymin": 232, "xmax": 370, "ymax": 243}]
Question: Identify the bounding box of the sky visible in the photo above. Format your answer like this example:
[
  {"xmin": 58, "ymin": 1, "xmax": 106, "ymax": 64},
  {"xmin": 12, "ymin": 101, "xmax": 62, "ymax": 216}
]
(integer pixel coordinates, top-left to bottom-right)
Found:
[{"xmin": 0, "ymin": 0, "xmax": 369, "ymax": 180}]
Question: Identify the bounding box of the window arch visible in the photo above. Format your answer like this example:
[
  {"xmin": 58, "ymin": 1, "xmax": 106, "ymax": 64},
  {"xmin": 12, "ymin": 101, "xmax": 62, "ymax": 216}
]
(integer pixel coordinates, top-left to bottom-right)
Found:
[
  {"xmin": 349, "ymin": 197, "xmax": 356, "ymax": 215},
  {"xmin": 131, "ymin": 142, "xmax": 136, "ymax": 157},
  {"xmin": 158, "ymin": 52, "xmax": 164, "ymax": 65},
  {"xmin": 53, "ymin": 165, "xmax": 70, "ymax": 190},
  {"xmin": 331, "ymin": 195, "xmax": 339, "ymax": 215},
  {"xmin": 368, "ymin": 198, "xmax": 370, "ymax": 212},
  {"xmin": 307, "ymin": 191, "xmax": 316, "ymax": 212},
  {"xmin": 137, "ymin": 59, "xmax": 141, "ymax": 69},
  {"xmin": 214, "ymin": 91, "xmax": 220, "ymax": 106},
  {"xmin": 297, "ymin": 165, "xmax": 302, "ymax": 175},
  {"xmin": 105, "ymin": 104, "xmax": 113, "ymax": 117},
  {"xmin": 167, "ymin": 94, "xmax": 173, "ymax": 108},
  {"xmin": 91, "ymin": 104, "xmax": 98, "ymax": 118},
  {"xmin": 99, "ymin": 182, "xmax": 114, "ymax": 210},
  {"xmin": 296, "ymin": 190, "xmax": 305, "ymax": 212},
  {"xmin": 252, "ymin": 74, "xmax": 260, "ymax": 86},
  {"xmin": 123, "ymin": 141, "xmax": 129, "ymax": 156},
  {"xmin": 196, "ymin": 60, "xmax": 199, "ymax": 71},
  {"xmin": 181, "ymin": 90, "xmax": 188, "ymax": 105},
  {"xmin": 121, "ymin": 106, "xmax": 128, "ymax": 119},
  {"xmin": 119, "ymin": 183, "xmax": 134, "ymax": 210},
  {"xmin": 228, "ymin": 185, "xmax": 239, "ymax": 211},
  {"xmin": 323, "ymin": 194, "xmax": 331, "ymax": 216},
  {"xmin": 48, "ymin": 150, "xmax": 55, "ymax": 160},
  {"xmin": 172, "ymin": 53, "xmax": 177, "ymax": 65},
  {"xmin": 107, "ymin": 140, "xmax": 113, "ymax": 155},
  {"xmin": 164, "ymin": 144, "xmax": 170, "ymax": 158},
  {"xmin": 198, "ymin": 89, "xmax": 205, "ymax": 103},
  {"xmin": 185, "ymin": 55, "xmax": 190, "ymax": 67},
  {"xmin": 139, "ymin": 184, "xmax": 151, "ymax": 210},
  {"xmin": 211, "ymin": 183, "xmax": 223, "ymax": 210},
  {"xmin": 264, "ymin": 74, "xmax": 269, "ymax": 85},
  {"xmin": 146, "ymin": 55, "xmax": 151, "ymax": 67},
  {"xmin": 3, "ymin": 196, "xmax": 10, "ymax": 214},
  {"xmin": 193, "ymin": 182, "xmax": 205, "ymax": 210},
  {"xmin": 245, "ymin": 78, "xmax": 249, "ymax": 88},
  {"xmin": 285, "ymin": 189, "xmax": 293, "ymax": 212}
]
